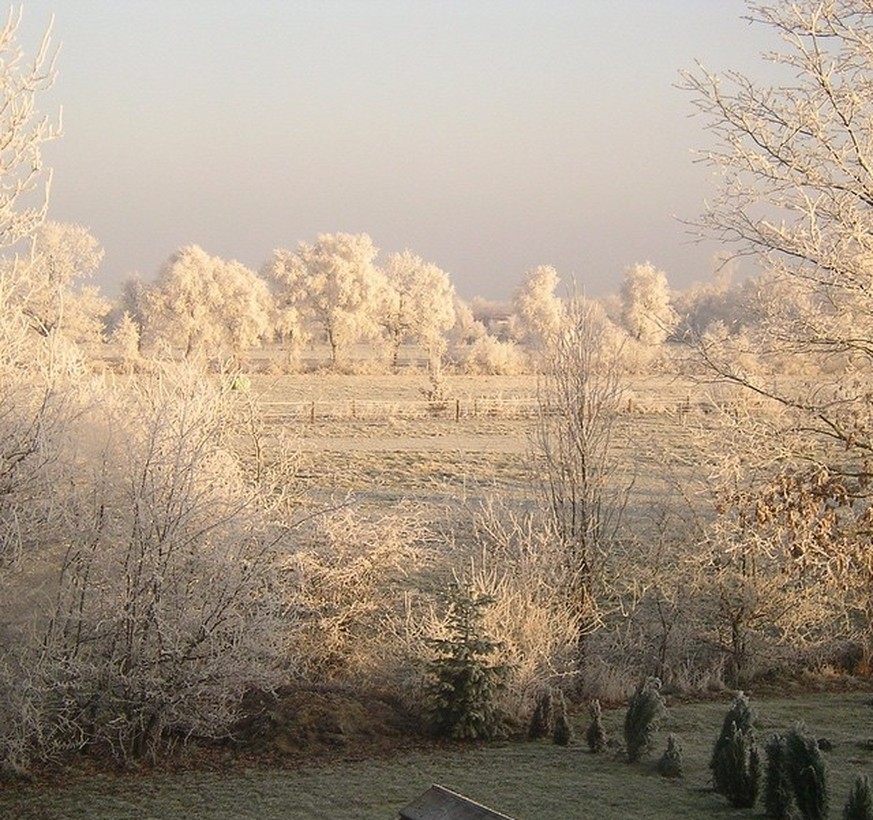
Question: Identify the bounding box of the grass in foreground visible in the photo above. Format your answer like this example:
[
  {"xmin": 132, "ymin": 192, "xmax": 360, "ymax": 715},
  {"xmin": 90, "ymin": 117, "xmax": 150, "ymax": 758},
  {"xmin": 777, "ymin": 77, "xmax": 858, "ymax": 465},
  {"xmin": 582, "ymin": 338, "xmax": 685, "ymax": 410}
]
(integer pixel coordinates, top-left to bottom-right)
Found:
[{"xmin": 3, "ymin": 691, "xmax": 873, "ymax": 819}]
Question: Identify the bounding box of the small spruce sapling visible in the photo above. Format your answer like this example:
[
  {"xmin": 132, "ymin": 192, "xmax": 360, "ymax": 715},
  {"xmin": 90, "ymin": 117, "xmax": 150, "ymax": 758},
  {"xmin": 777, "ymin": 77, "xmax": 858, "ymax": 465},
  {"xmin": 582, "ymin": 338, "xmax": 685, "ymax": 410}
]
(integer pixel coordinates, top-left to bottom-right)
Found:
[
  {"xmin": 785, "ymin": 724, "xmax": 828, "ymax": 820},
  {"xmin": 710, "ymin": 692, "xmax": 760, "ymax": 809},
  {"xmin": 658, "ymin": 734, "xmax": 683, "ymax": 778},
  {"xmin": 552, "ymin": 689, "xmax": 573, "ymax": 746},
  {"xmin": 586, "ymin": 699, "xmax": 607, "ymax": 753},
  {"xmin": 764, "ymin": 733, "xmax": 794, "ymax": 820},
  {"xmin": 528, "ymin": 687, "xmax": 554, "ymax": 740},
  {"xmin": 624, "ymin": 677, "xmax": 666, "ymax": 763},
  {"xmin": 424, "ymin": 582, "xmax": 509, "ymax": 740},
  {"xmin": 844, "ymin": 774, "xmax": 873, "ymax": 820}
]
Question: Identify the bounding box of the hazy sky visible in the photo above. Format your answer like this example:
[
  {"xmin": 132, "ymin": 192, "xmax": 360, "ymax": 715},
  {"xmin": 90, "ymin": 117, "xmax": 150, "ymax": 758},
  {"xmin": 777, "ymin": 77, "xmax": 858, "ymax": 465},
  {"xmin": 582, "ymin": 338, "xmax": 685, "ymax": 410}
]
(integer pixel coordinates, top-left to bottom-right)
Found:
[{"xmin": 18, "ymin": 1, "xmax": 773, "ymax": 300}]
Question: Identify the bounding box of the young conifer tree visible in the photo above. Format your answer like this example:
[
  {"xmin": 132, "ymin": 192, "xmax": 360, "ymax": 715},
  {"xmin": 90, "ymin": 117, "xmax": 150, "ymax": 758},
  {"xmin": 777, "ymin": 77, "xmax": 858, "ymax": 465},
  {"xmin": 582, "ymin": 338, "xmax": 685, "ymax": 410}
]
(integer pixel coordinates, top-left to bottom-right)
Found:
[
  {"xmin": 424, "ymin": 582, "xmax": 508, "ymax": 741},
  {"xmin": 552, "ymin": 688, "xmax": 573, "ymax": 747},
  {"xmin": 624, "ymin": 677, "xmax": 666, "ymax": 763},
  {"xmin": 844, "ymin": 774, "xmax": 873, "ymax": 820},
  {"xmin": 657, "ymin": 734, "xmax": 683, "ymax": 778},
  {"xmin": 586, "ymin": 698, "xmax": 607, "ymax": 753},
  {"xmin": 710, "ymin": 692, "xmax": 760, "ymax": 809},
  {"xmin": 785, "ymin": 724, "xmax": 828, "ymax": 820},
  {"xmin": 764, "ymin": 733, "xmax": 793, "ymax": 820},
  {"xmin": 527, "ymin": 687, "xmax": 554, "ymax": 740}
]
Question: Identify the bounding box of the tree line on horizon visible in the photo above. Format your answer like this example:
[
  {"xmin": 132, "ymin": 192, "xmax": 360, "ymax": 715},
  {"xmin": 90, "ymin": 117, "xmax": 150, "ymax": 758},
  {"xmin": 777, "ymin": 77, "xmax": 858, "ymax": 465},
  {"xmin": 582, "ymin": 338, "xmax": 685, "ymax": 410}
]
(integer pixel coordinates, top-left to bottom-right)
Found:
[{"xmin": 13, "ymin": 217, "xmax": 804, "ymax": 379}]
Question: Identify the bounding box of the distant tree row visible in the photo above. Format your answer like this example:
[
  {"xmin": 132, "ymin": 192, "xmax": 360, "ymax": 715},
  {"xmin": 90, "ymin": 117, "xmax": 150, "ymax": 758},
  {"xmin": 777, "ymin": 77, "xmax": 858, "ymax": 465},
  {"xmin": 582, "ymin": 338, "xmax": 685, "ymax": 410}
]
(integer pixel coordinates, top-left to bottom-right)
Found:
[{"xmin": 15, "ymin": 217, "xmax": 818, "ymax": 379}]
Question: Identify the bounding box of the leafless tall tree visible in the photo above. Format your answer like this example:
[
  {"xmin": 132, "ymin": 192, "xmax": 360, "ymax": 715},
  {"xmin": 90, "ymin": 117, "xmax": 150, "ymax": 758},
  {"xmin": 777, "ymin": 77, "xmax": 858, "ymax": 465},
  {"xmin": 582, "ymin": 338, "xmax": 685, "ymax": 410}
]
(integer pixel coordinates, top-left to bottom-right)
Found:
[{"xmin": 530, "ymin": 295, "xmax": 631, "ymax": 669}]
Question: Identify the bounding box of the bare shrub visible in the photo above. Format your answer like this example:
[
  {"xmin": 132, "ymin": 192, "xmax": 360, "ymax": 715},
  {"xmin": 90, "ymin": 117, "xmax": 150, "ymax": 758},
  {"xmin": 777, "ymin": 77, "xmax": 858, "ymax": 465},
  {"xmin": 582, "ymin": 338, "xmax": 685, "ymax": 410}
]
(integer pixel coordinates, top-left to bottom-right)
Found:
[
  {"xmin": 464, "ymin": 499, "xmax": 580, "ymax": 715},
  {"xmin": 680, "ymin": 404, "xmax": 852, "ymax": 686},
  {"xmin": 286, "ymin": 504, "xmax": 432, "ymax": 687},
  {"xmin": 1, "ymin": 367, "xmax": 293, "ymax": 767}
]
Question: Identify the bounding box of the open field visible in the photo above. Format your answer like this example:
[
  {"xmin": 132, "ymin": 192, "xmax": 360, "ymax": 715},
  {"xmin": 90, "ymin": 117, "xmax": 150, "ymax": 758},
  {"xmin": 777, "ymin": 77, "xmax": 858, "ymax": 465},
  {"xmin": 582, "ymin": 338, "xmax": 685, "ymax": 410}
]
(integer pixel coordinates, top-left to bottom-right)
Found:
[
  {"xmin": 240, "ymin": 372, "xmax": 728, "ymax": 516},
  {"xmin": 3, "ymin": 690, "xmax": 872, "ymax": 819}
]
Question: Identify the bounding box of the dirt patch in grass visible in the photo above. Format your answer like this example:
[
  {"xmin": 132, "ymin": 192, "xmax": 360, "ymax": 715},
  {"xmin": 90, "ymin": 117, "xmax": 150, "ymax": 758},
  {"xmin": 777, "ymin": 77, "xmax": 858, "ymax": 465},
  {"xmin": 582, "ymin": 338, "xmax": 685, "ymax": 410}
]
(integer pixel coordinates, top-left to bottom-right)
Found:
[
  {"xmin": 0, "ymin": 687, "xmax": 429, "ymax": 792},
  {"xmin": 231, "ymin": 686, "xmax": 423, "ymax": 762}
]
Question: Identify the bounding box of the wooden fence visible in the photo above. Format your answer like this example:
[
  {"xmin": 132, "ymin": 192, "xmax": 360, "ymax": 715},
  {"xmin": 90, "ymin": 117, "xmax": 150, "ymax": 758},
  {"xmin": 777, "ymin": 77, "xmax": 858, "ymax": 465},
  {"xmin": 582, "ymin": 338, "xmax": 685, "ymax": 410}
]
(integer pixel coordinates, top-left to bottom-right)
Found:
[{"xmin": 254, "ymin": 394, "xmax": 746, "ymax": 423}]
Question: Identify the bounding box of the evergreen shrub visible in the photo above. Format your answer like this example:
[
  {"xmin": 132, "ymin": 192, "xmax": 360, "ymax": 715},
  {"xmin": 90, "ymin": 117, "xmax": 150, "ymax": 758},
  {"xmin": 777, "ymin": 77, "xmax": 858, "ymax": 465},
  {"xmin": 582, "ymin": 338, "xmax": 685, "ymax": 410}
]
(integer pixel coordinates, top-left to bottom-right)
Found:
[
  {"xmin": 710, "ymin": 691, "xmax": 760, "ymax": 809},
  {"xmin": 785, "ymin": 724, "xmax": 828, "ymax": 820},
  {"xmin": 764, "ymin": 733, "xmax": 793, "ymax": 820},
  {"xmin": 624, "ymin": 677, "xmax": 666, "ymax": 763},
  {"xmin": 844, "ymin": 774, "xmax": 873, "ymax": 820},
  {"xmin": 586, "ymin": 698, "xmax": 607, "ymax": 753},
  {"xmin": 424, "ymin": 582, "xmax": 508, "ymax": 740}
]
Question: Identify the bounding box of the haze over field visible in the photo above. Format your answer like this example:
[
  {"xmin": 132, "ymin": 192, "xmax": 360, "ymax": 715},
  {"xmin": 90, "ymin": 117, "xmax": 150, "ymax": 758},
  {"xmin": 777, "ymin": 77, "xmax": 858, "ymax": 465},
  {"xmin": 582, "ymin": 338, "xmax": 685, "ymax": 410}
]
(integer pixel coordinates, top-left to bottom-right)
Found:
[{"xmin": 18, "ymin": 1, "xmax": 772, "ymax": 300}]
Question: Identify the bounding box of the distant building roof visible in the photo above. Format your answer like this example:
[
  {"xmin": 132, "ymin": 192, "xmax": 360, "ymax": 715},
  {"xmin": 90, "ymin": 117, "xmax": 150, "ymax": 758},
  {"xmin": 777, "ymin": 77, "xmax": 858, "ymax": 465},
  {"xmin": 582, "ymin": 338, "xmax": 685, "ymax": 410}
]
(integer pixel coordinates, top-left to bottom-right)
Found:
[{"xmin": 399, "ymin": 784, "xmax": 516, "ymax": 820}]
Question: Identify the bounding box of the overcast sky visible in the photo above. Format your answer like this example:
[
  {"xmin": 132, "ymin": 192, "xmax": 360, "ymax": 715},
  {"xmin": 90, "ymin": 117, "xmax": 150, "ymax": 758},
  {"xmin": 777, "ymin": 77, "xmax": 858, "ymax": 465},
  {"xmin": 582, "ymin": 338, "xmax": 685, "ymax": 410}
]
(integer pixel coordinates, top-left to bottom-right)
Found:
[{"xmin": 18, "ymin": 1, "xmax": 773, "ymax": 301}]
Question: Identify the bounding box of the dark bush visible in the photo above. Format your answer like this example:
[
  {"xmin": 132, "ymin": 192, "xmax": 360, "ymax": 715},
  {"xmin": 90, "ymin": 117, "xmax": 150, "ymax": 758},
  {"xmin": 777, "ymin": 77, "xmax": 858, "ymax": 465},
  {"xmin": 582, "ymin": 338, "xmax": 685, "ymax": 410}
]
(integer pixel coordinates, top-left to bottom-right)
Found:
[
  {"xmin": 586, "ymin": 698, "xmax": 607, "ymax": 753},
  {"xmin": 424, "ymin": 582, "xmax": 508, "ymax": 740},
  {"xmin": 764, "ymin": 733, "xmax": 793, "ymax": 820},
  {"xmin": 785, "ymin": 724, "xmax": 828, "ymax": 820},
  {"xmin": 844, "ymin": 774, "xmax": 873, "ymax": 820},
  {"xmin": 710, "ymin": 691, "xmax": 760, "ymax": 809},
  {"xmin": 624, "ymin": 677, "xmax": 666, "ymax": 763},
  {"xmin": 657, "ymin": 734, "xmax": 683, "ymax": 778},
  {"xmin": 527, "ymin": 687, "xmax": 554, "ymax": 740},
  {"xmin": 552, "ymin": 689, "xmax": 572, "ymax": 746}
]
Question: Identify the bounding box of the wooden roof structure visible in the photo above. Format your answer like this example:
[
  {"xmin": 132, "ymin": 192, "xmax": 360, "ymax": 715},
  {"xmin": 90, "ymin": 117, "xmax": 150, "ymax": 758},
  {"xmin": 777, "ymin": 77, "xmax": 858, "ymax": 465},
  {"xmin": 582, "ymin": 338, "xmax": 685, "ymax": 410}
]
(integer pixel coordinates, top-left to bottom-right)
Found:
[{"xmin": 399, "ymin": 784, "xmax": 516, "ymax": 820}]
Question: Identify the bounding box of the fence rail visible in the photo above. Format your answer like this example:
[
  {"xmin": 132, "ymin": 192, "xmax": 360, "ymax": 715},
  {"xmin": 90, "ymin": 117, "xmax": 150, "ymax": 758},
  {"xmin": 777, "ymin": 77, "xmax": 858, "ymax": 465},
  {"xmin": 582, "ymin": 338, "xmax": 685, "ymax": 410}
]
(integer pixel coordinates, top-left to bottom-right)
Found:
[{"xmin": 254, "ymin": 394, "xmax": 753, "ymax": 423}]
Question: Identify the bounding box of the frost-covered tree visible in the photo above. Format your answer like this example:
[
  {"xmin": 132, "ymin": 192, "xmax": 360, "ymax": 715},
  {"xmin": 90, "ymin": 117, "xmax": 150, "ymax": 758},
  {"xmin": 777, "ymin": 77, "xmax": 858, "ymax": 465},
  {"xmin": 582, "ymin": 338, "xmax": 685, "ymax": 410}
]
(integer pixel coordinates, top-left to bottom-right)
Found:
[
  {"xmin": 0, "ymin": 7, "xmax": 59, "ymax": 364},
  {"xmin": 0, "ymin": 8, "xmax": 58, "ymax": 253},
  {"xmin": 682, "ymin": 0, "xmax": 873, "ymax": 457},
  {"xmin": 219, "ymin": 258, "xmax": 274, "ymax": 365},
  {"xmin": 1, "ymin": 369, "xmax": 292, "ymax": 767},
  {"xmin": 682, "ymin": 1, "xmax": 873, "ymax": 662},
  {"xmin": 145, "ymin": 245, "xmax": 272, "ymax": 366},
  {"xmin": 511, "ymin": 265, "xmax": 565, "ymax": 351},
  {"xmin": 531, "ymin": 296, "xmax": 631, "ymax": 666},
  {"xmin": 448, "ymin": 295, "xmax": 486, "ymax": 349},
  {"xmin": 380, "ymin": 249, "xmax": 456, "ymax": 371},
  {"xmin": 672, "ymin": 259, "xmax": 749, "ymax": 339},
  {"xmin": 0, "ymin": 10, "xmax": 79, "ymax": 574},
  {"xmin": 262, "ymin": 232, "xmax": 385, "ymax": 367},
  {"xmin": 618, "ymin": 262, "xmax": 678, "ymax": 345},
  {"xmin": 110, "ymin": 275, "xmax": 150, "ymax": 353},
  {"xmin": 10, "ymin": 222, "xmax": 106, "ymax": 344}
]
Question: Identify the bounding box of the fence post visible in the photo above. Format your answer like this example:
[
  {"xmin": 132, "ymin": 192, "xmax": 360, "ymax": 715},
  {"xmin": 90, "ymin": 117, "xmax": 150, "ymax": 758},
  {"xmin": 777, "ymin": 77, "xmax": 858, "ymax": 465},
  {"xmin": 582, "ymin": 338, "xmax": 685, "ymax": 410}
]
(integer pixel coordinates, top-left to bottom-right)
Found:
[
  {"xmin": 455, "ymin": 398, "xmax": 460, "ymax": 422},
  {"xmin": 310, "ymin": 401, "xmax": 315, "ymax": 423}
]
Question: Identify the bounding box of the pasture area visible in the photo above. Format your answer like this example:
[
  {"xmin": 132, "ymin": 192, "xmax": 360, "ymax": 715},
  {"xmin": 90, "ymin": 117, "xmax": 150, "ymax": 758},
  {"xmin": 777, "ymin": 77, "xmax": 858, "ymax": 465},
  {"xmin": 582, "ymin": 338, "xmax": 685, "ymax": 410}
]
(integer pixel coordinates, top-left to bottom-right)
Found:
[
  {"xmin": 241, "ymin": 371, "xmax": 724, "ymax": 517},
  {"xmin": 3, "ymin": 691, "xmax": 872, "ymax": 819}
]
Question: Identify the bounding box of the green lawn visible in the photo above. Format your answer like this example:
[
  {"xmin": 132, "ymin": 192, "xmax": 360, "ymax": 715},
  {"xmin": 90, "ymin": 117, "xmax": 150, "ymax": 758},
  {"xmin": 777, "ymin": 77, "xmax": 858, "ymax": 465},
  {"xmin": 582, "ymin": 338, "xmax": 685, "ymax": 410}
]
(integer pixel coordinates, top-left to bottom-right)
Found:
[{"xmin": 3, "ymin": 691, "xmax": 872, "ymax": 819}]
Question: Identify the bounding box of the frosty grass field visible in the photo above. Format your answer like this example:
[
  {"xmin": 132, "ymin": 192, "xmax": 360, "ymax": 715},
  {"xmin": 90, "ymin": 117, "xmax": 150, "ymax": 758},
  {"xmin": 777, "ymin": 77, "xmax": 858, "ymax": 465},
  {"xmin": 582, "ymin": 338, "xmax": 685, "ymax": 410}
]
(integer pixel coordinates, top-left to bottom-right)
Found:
[{"xmin": 245, "ymin": 371, "xmax": 717, "ymax": 516}]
